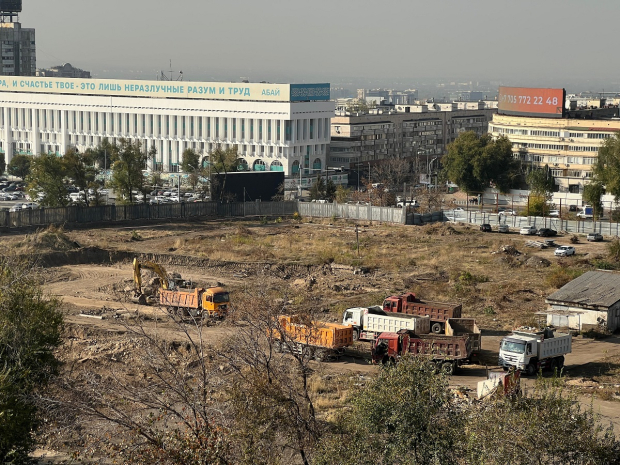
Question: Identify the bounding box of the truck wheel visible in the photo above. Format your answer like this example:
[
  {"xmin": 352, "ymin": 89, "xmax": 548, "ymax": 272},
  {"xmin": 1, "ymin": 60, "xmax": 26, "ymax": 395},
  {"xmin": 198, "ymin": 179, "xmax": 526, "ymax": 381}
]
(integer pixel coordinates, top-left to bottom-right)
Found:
[
  {"xmin": 550, "ymin": 358, "xmax": 559, "ymax": 373},
  {"xmin": 431, "ymin": 323, "xmax": 443, "ymax": 334},
  {"xmin": 441, "ymin": 361, "xmax": 455, "ymax": 375},
  {"xmin": 352, "ymin": 329, "xmax": 360, "ymax": 342},
  {"xmin": 526, "ymin": 362, "xmax": 537, "ymax": 376},
  {"xmin": 558, "ymin": 356, "xmax": 565, "ymax": 369}
]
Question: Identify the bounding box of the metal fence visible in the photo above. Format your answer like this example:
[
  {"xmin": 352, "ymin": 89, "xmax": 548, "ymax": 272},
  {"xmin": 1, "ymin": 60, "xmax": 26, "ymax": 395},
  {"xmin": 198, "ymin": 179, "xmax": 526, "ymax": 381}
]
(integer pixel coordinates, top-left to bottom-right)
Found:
[
  {"xmin": 297, "ymin": 202, "xmax": 407, "ymax": 224},
  {"xmin": 446, "ymin": 210, "xmax": 620, "ymax": 236},
  {"xmin": 0, "ymin": 201, "xmax": 299, "ymax": 229}
]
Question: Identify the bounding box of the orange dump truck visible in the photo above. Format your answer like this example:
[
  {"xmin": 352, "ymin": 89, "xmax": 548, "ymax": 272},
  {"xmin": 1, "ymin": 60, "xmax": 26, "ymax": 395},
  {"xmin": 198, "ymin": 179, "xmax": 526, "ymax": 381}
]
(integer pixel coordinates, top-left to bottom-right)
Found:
[
  {"xmin": 159, "ymin": 287, "xmax": 229, "ymax": 319},
  {"xmin": 273, "ymin": 315, "xmax": 354, "ymax": 360}
]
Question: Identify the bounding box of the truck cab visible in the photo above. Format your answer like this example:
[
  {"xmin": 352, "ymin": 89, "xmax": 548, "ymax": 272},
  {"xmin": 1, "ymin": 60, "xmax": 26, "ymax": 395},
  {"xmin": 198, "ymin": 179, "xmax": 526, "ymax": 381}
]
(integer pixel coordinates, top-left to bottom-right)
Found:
[
  {"xmin": 499, "ymin": 328, "xmax": 571, "ymax": 376},
  {"xmin": 202, "ymin": 287, "xmax": 230, "ymax": 317}
]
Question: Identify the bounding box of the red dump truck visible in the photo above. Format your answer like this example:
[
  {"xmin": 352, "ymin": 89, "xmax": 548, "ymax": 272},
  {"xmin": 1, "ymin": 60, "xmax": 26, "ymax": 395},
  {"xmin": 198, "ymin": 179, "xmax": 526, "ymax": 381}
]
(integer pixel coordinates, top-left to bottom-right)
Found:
[
  {"xmin": 271, "ymin": 315, "xmax": 353, "ymax": 360},
  {"xmin": 445, "ymin": 318, "xmax": 481, "ymax": 362},
  {"xmin": 371, "ymin": 329, "xmax": 472, "ymax": 374},
  {"xmin": 383, "ymin": 292, "xmax": 462, "ymax": 334},
  {"xmin": 159, "ymin": 287, "xmax": 229, "ymax": 319}
]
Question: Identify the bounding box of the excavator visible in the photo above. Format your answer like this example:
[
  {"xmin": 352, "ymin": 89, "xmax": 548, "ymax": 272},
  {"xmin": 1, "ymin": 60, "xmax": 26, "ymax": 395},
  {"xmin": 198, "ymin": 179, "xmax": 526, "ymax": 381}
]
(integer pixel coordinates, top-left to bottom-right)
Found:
[{"xmin": 133, "ymin": 258, "xmax": 172, "ymax": 305}]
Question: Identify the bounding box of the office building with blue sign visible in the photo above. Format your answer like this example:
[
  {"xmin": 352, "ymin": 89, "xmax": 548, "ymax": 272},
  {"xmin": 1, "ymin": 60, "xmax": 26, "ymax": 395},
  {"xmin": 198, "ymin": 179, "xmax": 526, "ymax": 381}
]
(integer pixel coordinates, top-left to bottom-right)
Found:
[{"xmin": 0, "ymin": 77, "xmax": 333, "ymax": 176}]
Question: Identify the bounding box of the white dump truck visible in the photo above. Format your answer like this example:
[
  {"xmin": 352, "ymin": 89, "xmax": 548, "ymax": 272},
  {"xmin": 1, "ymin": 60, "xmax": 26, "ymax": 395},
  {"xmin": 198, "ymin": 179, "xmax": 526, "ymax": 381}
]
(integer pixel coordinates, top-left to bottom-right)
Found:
[
  {"xmin": 342, "ymin": 306, "xmax": 431, "ymax": 341},
  {"xmin": 499, "ymin": 327, "xmax": 571, "ymax": 376}
]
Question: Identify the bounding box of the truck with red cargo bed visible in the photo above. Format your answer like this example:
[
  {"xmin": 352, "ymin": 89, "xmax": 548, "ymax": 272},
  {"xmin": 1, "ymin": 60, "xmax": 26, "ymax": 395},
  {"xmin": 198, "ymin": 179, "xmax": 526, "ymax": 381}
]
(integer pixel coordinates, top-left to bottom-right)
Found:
[
  {"xmin": 383, "ymin": 292, "xmax": 462, "ymax": 334},
  {"xmin": 371, "ymin": 329, "xmax": 473, "ymax": 375}
]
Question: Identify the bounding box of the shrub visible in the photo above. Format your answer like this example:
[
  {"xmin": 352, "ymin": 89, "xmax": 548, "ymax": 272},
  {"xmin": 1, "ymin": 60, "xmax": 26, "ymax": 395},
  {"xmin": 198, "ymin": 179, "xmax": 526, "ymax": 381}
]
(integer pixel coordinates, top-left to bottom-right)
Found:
[
  {"xmin": 546, "ymin": 268, "xmax": 584, "ymax": 288},
  {"xmin": 570, "ymin": 234, "xmax": 579, "ymax": 244},
  {"xmin": 292, "ymin": 211, "xmax": 302, "ymax": 222},
  {"xmin": 607, "ymin": 237, "xmax": 620, "ymax": 261}
]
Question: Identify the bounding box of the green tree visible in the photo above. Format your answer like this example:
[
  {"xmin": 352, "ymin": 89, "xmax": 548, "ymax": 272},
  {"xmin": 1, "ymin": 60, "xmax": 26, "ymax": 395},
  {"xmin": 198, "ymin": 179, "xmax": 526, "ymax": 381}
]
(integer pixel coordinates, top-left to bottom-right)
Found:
[
  {"xmin": 0, "ymin": 153, "xmax": 5, "ymax": 175},
  {"xmin": 63, "ymin": 148, "xmax": 96, "ymax": 205},
  {"xmin": 583, "ymin": 181, "xmax": 605, "ymax": 218},
  {"xmin": 7, "ymin": 154, "xmax": 31, "ymax": 180},
  {"xmin": 26, "ymin": 154, "xmax": 69, "ymax": 207},
  {"xmin": 85, "ymin": 137, "xmax": 116, "ymax": 171},
  {"xmin": 527, "ymin": 164, "xmax": 555, "ymax": 197},
  {"xmin": 309, "ymin": 175, "xmax": 326, "ymax": 200},
  {"xmin": 209, "ymin": 145, "xmax": 238, "ymax": 201},
  {"xmin": 593, "ymin": 132, "xmax": 620, "ymax": 200},
  {"xmin": 442, "ymin": 132, "xmax": 518, "ymax": 194},
  {"xmin": 181, "ymin": 148, "xmax": 200, "ymax": 173},
  {"xmin": 335, "ymin": 185, "xmax": 350, "ymax": 203},
  {"xmin": 314, "ymin": 355, "xmax": 461, "ymax": 465},
  {"xmin": 0, "ymin": 258, "xmax": 63, "ymax": 462},
  {"xmin": 464, "ymin": 376, "xmax": 620, "ymax": 464},
  {"xmin": 110, "ymin": 138, "xmax": 147, "ymax": 204},
  {"xmin": 325, "ymin": 178, "xmax": 337, "ymax": 201}
]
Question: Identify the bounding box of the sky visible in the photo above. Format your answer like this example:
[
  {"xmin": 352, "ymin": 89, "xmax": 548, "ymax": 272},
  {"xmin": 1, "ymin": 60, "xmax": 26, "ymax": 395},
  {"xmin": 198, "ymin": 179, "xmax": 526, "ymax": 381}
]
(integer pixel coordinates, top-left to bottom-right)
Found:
[{"xmin": 21, "ymin": 0, "xmax": 620, "ymax": 89}]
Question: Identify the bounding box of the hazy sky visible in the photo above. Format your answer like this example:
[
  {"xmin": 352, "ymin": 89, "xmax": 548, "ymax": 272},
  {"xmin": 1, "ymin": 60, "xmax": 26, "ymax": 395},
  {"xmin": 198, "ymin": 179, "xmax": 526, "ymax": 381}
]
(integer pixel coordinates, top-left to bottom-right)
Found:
[{"xmin": 21, "ymin": 0, "xmax": 620, "ymax": 88}]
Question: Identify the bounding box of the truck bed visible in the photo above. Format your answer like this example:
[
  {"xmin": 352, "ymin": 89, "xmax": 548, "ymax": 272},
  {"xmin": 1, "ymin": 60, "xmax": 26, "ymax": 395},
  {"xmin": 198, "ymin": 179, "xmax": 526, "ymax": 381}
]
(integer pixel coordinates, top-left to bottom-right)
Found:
[
  {"xmin": 160, "ymin": 288, "xmax": 201, "ymax": 309},
  {"xmin": 365, "ymin": 313, "xmax": 430, "ymax": 335},
  {"xmin": 407, "ymin": 334, "xmax": 471, "ymax": 361},
  {"xmin": 446, "ymin": 318, "xmax": 481, "ymax": 353},
  {"xmin": 277, "ymin": 316, "xmax": 353, "ymax": 349}
]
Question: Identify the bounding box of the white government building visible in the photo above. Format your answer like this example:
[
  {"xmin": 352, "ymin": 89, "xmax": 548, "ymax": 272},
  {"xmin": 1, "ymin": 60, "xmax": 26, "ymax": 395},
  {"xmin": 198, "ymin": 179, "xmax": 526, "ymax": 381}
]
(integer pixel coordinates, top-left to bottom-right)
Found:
[{"xmin": 0, "ymin": 77, "xmax": 334, "ymax": 176}]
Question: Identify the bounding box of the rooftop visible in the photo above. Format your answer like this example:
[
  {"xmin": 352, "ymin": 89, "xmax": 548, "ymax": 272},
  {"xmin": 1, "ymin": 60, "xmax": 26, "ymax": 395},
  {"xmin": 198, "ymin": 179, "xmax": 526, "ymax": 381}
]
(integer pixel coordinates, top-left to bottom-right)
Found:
[{"xmin": 546, "ymin": 270, "xmax": 620, "ymax": 309}]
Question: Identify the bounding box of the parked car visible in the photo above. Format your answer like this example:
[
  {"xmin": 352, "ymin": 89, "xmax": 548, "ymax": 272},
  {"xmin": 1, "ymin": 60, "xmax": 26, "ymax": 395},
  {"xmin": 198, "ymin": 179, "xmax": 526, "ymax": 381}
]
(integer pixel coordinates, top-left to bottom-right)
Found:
[
  {"xmin": 520, "ymin": 226, "xmax": 538, "ymax": 235},
  {"xmin": 498, "ymin": 224, "xmax": 510, "ymax": 233},
  {"xmin": 9, "ymin": 205, "xmax": 22, "ymax": 212},
  {"xmin": 480, "ymin": 223, "xmax": 492, "ymax": 232},
  {"xmin": 554, "ymin": 245, "xmax": 576, "ymax": 257},
  {"xmin": 587, "ymin": 232, "xmax": 603, "ymax": 242},
  {"xmin": 21, "ymin": 202, "xmax": 39, "ymax": 210},
  {"xmin": 499, "ymin": 209, "xmax": 518, "ymax": 216},
  {"xmin": 548, "ymin": 210, "xmax": 560, "ymax": 217},
  {"xmin": 537, "ymin": 228, "xmax": 558, "ymax": 237}
]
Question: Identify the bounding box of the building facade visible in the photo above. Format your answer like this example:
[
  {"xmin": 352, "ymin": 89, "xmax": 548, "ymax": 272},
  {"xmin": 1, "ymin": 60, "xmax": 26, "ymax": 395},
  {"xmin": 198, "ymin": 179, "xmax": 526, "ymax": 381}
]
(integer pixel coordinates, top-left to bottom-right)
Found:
[
  {"xmin": 488, "ymin": 109, "xmax": 620, "ymax": 193},
  {"xmin": 330, "ymin": 103, "xmax": 497, "ymax": 170},
  {"xmin": 0, "ymin": 22, "xmax": 35, "ymax": 76},
  {"xmin": 36, "ymin": 63, "xmax": 91, "ymax": 79},
  {"xmin": 0, "ymin": 77, "xmax": 333, "ymax": 175}
]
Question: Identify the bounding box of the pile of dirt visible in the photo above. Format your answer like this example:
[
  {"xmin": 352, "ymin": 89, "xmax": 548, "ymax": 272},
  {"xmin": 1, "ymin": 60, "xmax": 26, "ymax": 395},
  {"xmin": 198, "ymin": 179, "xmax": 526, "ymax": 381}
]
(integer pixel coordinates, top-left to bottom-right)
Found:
[
  {"xmin": 422, "ymin": 223, "xmax": 460, "ymax": 236},
  {"xmin": 493, "ymin": 245, "xmax": 521, "ymax": 256},
  {"xmin": 18, "ymin": 226, "xmax": 81, "ymax": 252},
  {"xmin": 524, "ymin": 256, "xmax": 551, "ymax": 268}
]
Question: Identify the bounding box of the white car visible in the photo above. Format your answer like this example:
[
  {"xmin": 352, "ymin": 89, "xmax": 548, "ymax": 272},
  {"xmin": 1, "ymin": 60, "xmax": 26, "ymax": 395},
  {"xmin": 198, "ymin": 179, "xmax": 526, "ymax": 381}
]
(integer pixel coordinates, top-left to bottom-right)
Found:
[
  {"xmin": 520, "ymin": 226, "xmax": 537, "ymax": 235},
  {"xmin": 499, "ymin": 209, "xmax": 518, "ymax": 216},
  {"xmin": 498, "ymin": 224, "xmax": 510, "ymax": 233},
  {"xmin": 9, "ymin": 205, "xmax": 22, "ymax": 212},
  {"xmin": 548, "ymin": 210, "xmax": 560, "ymax": 217},
  {"xmin": 554, "ymin": 246, "xmax": 576, "ymax": 257}
]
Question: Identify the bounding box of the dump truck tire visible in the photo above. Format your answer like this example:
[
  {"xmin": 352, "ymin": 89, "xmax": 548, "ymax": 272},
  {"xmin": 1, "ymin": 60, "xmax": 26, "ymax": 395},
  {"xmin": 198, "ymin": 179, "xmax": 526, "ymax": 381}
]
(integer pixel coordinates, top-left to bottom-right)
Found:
[{"xmin": 431, "ymin": 323, "xmax": 443, "ymax": 334}]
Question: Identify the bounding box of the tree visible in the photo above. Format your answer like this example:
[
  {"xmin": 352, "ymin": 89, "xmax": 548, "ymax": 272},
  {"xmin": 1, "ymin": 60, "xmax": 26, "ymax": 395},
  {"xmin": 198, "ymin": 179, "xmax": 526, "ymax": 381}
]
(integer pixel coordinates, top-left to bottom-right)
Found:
[
  {"xmin": 527, "ymin": 164, "xmax": 555, "ymax": 197},
  {"xmin": 371, "ymin": 158, "xmax": 414, "ymax": 192},
  {"xmin": 7, "ymin": 154, "xmax": 31, "ymax": 180},
  {"xmin": 110, "ymin": 138, "xmax": 147, "ymax": 204},
  {"xmin": 593, "ymin": 132, "xmax": 620, "ymax": 200},
  {"xmin": 335, "ymin": 185, "xmax": 350, "ymax": 203},
  {"xmin": 309, "ymin": 175, "xmax": 326, "ymax": 200},
  {"xmin": 314, "ymin": 355, "xmax": 461, "ymax": 465},
  {"xmin": 63, "ymin": 148, "xmax": 96, "ymax": 206},
  {"xmin": 26, "ymin": 154, "xmax": 69, "ymax": 207},
  {"xmin": 85, "ymin": 137, "xmax": 116, "ymax": 171},
  {"xmin": 442, "ymin": 132, "xmax": 518, "ymax": 194},
  {"xmin": 464, "ymin": 376, "xmax": 620, "ymax": 464},
  {"xmin": 583, "ymin": 181, "xmax": 605, "ymax": 218},
  {"xmin": 209, "ymin": 145, "xmax": 238, "ymax": 202},
  {"xmin": 181, "ymin": 148, "xmax": 200, "ymax": 174},
  {"xmin": 0, "ymin": 258, "xmax": 63, "ymax": 462},
  {"xmin": 325, "ymin": 178, "xmax": 337, "ymax": 202},
  {"xmin": 0, "ymin": 153, "xmax": 5, "ymax": 175}
]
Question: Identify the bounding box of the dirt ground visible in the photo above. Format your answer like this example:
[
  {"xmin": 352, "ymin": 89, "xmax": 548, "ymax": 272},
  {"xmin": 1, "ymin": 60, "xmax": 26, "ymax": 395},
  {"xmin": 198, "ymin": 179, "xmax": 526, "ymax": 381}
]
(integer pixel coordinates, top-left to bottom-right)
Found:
[{"xmin": 4, "ymin": 217, "xmax": 620, "ymax": 459}]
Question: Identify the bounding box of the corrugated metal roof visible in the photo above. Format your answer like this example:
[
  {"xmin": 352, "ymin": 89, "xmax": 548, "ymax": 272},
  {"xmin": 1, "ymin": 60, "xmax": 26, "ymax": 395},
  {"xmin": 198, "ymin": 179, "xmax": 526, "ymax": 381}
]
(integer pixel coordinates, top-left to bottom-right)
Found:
[{"xmin": 546, "ymin": 270, "xmax": 620, "ymax": 309}]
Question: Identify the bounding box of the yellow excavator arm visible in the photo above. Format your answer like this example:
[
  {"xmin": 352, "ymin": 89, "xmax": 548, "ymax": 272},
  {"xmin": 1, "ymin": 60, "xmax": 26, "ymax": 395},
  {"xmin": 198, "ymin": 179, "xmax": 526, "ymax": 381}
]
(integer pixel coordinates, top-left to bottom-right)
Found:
[{"xmin": 133, "ymin": 258, "xmax": 170, "ymax": 294}]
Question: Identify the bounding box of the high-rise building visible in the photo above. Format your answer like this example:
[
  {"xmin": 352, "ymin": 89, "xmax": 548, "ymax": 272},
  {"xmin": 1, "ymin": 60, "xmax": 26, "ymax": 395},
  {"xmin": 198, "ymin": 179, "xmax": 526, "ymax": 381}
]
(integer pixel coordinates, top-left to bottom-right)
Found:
[{"xmin": 0, "ymin": 0, "xmax": 35, "ymax": 77}]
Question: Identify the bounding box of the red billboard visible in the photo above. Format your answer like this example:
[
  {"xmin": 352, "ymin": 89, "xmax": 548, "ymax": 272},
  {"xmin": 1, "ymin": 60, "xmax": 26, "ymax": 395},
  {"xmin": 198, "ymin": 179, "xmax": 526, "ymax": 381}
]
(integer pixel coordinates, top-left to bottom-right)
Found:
[{"xmin": 498, "ymin": 86, "xmax": 565, "ymax": 118}]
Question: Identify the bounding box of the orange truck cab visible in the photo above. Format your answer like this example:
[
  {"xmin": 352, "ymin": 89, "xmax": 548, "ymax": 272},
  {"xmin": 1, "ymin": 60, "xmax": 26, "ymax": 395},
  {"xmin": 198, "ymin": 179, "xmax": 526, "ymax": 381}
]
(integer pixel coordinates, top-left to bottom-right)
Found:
[{"xmin": 202, "ymin": 287, "xmax": 230, "ymax": 317}]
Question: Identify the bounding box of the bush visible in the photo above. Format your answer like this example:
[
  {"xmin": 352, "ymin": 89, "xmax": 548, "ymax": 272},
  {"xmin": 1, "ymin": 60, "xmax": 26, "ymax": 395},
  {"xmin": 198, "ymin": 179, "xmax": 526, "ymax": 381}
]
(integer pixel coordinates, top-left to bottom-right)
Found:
[
  {"xmin": 546, "ymin": 267, "xmax": 583, "ymax": 288},
  {"xmin": 608, "ymin": 237, "xmax": 620, "ymax": 261},
  {"xmin": 570, "ymin": 234, "xmax": 580, "ymax": 244},
  {"xmin": 292, "ymin": 211, "xmax": 302, "ymax": 222}
]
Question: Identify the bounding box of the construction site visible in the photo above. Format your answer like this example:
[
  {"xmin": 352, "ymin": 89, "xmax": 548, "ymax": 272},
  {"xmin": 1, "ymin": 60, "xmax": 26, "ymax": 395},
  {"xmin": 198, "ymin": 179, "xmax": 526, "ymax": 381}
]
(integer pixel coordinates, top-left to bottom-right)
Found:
[{"xmin": 3, "ymin": 215, "xmax": 620, "ymax": 461}]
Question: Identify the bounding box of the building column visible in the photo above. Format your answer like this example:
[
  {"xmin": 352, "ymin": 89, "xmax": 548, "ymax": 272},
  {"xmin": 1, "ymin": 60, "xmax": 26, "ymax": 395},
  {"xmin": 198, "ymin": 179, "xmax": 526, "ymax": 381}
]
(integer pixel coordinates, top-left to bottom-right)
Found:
[
  {"xmin": 32, "ymin": 109, "xmax": 39, "ymax": 156},
  {"xmin": 4, "ymin": 107, "xmax": 12, "ymax": 163},
  {"xmin": 60, "ymin": 109, "xmax": 69, "ymax": 154}
]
